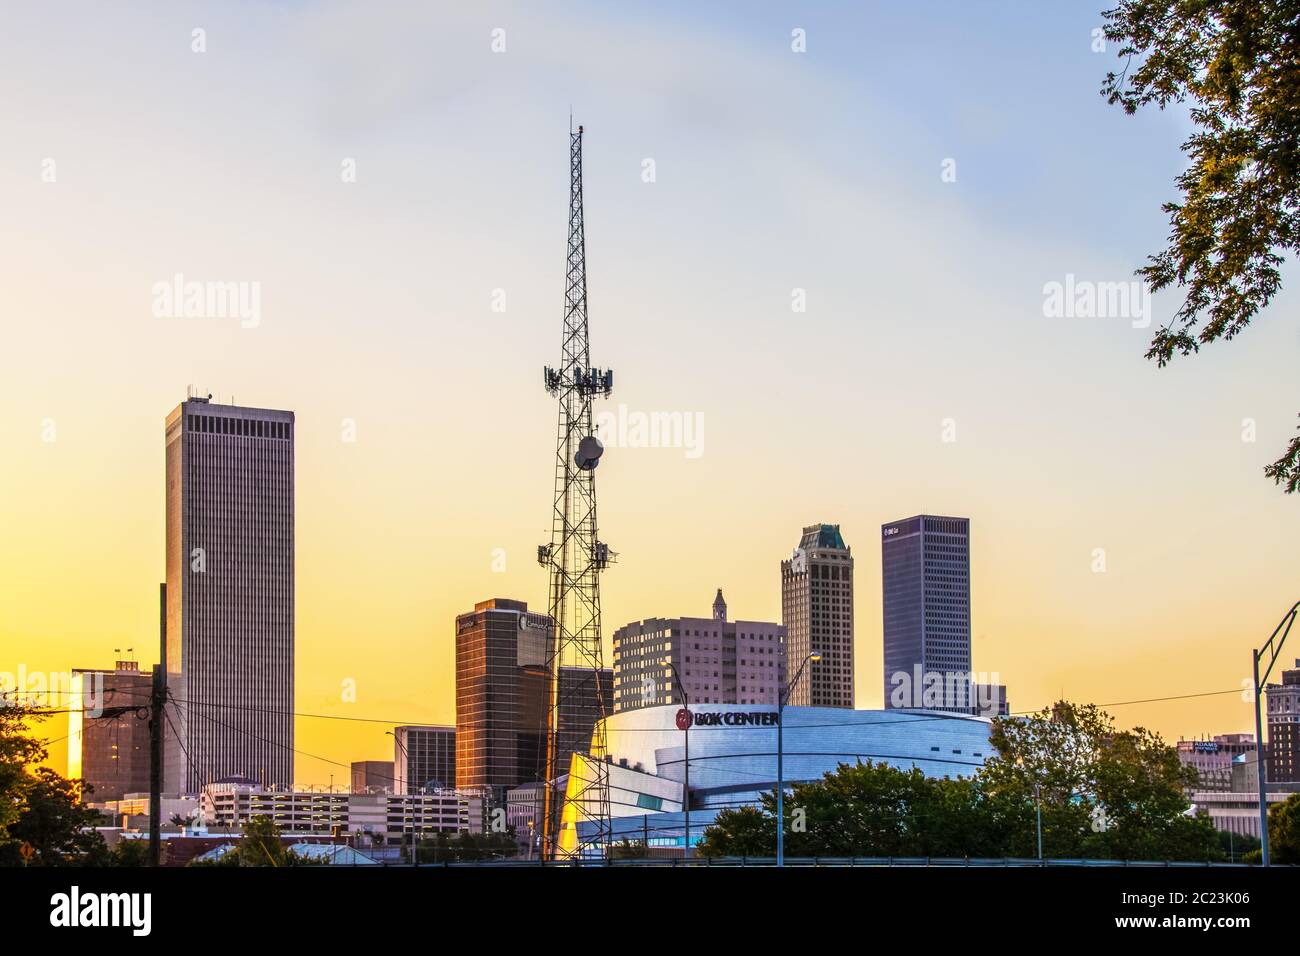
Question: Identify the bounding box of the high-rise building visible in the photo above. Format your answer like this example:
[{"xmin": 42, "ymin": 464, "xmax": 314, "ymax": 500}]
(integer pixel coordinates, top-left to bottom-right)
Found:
[
  {"xmin": 455, "ymin": 599, "xmax": 611, "ymax": 802},
  {"xmin": 393, "ymin": 726, "xmax": 455, "ymax": 794},
  {"xmin": 882, "ymin": 515, "xmax": 971, "ymax": 712},
  {"xmin": 612, "ymin": 590, "xmax": 787, "ymax": 712},
  {"xmin": 351, "ymin": 760, "xmax": 395, "ymax": 795},
  {"xmin": 67, "ymin": 660, "xmax": 152, "ymax": 803},
  {"xmin": 455, "ymin": 599, "xmax": 550, "ymax": 798},
  {"xmin": 972, "ymin": 682, "xmax": 1009, "ymax": 718},
  {"xmin": 781, "ymin": 525, "xmax": 854, "ymax": 708},
  {"xmin": 1265, "ymin": 660, "xmax": 1300, "ymax": 784},
  {"xmin": 164, "ymin": 395, "xmax": 295, "ymax": 793}
]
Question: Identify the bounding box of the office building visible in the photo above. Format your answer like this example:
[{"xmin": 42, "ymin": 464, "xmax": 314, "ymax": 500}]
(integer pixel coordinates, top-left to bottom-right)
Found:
[
  {"xmin": 1266, "ymin": 660, "xmax": 1300, "ymax": 784},
  {"xmin": 455, "ymin": 598, "xmax": 612, "ymax": 799},
  {"xmin": 780, "ymin": 524, "xmax": 854, "ymax": 708},
  {"xmin": 1176, "ymin": 734, "xmax": 1257, "ymax": 792},
  {"xmin": 393, "ymin": 726, "xmax": 455, "ymax": 794},
  {"xmin": 350, "ymin": 760, "xmax": 395, "ymax": 795},
  {"xmin": 164, "ymin": 394, "xmax": 295, "ymax": 793},
  {"xmin": 882, "ymin": 515, "xmax": 971, "ymax": 712},
  {"xmin": 612, "ymin": 589, "xmax": 787, "ymax": 712},
  {"xmin": 67, "ymin": 660, "xmax": 152, "ymax": 802}
]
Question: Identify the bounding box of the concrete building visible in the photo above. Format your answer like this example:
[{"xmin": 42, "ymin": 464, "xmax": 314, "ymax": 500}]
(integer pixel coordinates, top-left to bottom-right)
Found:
[
  {"xmin": 611, "ymin": 589, "xmax": 787, "ymax": 712},
  {"xmin": 164, "ymin": 394, "xmax": 295, "ymax": 793},
  {"xmin": 781, "ymin": 524, "xmax": 854, "ymax": 708},
  {"xmin": 1176, "ymin": 734, "xmax": 1257, "ymax": 792},
  {"xmin": 560, "ymin": 703, "xmax": 994, "ymax": 856},
  {"xmin": 882, "ymin": 515, "xmax": 972, "ymax": 712},
  {"xmin": 1265, "ymin": 659, "xmax": 1300, "ymax": 785},
  {"xmin": 200, "ymin": 781, "xmax": 483, "ymax": 844},
  {"xmin": 1190, "ymin": 790, "xmax": 1291, "ymax": 839},
  {"xmin": 350, "ymin": 760, "xmax": 395, "ymax": 795},
  {"xmin": 454, "ymin": 598, "xmax": 611, "ymax": 800},
  {"xmin": 67, "ymin": 661, "xmax": 152, "ymax": 802},
  {"xmin": 393, "ymin": 725, "xmax": 455, "ymax": 794}
]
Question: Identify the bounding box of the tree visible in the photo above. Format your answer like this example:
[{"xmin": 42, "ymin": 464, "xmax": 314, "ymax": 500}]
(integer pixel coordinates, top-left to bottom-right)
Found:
[
  {"xmin": 983, "ymin": 702, "xmax": 1221, "ymax": 861},
  {"xmin": 695, "ymin": 806, "xmax": 774, "ymax": 858},
  {"xmin": 1101, "ymin": 0, "xmax": 1300, "ymax": 491},
  {"xmin": 1265, "ymin": 791, "xmax": 1300, "ymax": 863},
  {"xmin": 0, "ymin": 768, "xmax": 108, "ymax": 866},
  {"xmin": 0, "ymin": 704, "xmax": 108, "ymax": 866},
  {"xmin": 697, "ymin": 701, "xmax": 1223, "ymax": 862}
]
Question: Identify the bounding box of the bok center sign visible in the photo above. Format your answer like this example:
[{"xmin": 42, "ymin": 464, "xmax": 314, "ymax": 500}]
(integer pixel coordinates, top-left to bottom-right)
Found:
[{"xmin": 676, "ymin": 708, "xmax": 779, "ymax": 730}]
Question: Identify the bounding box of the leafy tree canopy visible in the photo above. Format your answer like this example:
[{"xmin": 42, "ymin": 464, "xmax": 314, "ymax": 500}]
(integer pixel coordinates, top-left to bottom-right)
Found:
[{"xmin": 1101, "ymin": 0, "xmax": 1300, "ymax": 491}]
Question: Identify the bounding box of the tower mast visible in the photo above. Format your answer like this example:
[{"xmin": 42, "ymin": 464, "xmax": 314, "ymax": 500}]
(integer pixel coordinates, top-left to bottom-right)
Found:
[{"xmin": 539, "ymin": 124, "xmax": 614, "ymax": 859}]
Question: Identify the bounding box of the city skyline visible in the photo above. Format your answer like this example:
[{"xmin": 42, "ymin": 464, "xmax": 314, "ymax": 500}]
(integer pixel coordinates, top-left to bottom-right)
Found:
[{"xmin": 4, "ymin": 2, "xmax": 1300, "ymax": 791}]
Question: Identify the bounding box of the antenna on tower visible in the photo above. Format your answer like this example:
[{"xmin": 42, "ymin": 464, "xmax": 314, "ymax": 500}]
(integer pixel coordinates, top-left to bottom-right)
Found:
[{"xmin": 538, "ymin": 121, "xmax": 615, "ymax": 860}]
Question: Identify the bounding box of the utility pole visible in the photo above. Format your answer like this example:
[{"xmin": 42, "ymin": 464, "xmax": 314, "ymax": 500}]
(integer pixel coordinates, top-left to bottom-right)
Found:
[
  {"xmin": 148, "ymin": 663, "xmax": 164, "ymax": 867},
  {"xmin": 1252, "ymin": 601, "xmax": 1297, "ymax": 867}
]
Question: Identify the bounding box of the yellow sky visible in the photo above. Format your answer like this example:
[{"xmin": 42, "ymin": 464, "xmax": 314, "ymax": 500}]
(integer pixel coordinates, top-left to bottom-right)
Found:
[{"xmin": 2, "ymin": 2, "xmax": 1299, "ymax": 787}]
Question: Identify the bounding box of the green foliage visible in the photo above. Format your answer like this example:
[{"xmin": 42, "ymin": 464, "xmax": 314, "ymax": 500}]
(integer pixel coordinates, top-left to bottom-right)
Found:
[
  {"xmin": 695, "ymin": 806, "xmax": 773, "ymax": 858},
  {"xmin": 190, "ymin": 814, "xmax": 325, "ymax": 867},
  {"xmin": 1266, "ymin": 791, "xmax": 1300, "ymax": 863},
  {"xmin": 1100, "ymin": 0, "xmax": 1300, "ymax": 491},
  {"xmin": 610, "ymin": 837, "xmax": 649, "ymax": 859},
  {"xmin": 414, "ymin": 830, "xmax": 516, "ymax": 863},
  {"xmin": 698, "ymin": 701, "xmax": 1224, "ymax": 862},
  {"xmin": 109, "ymin": 837, "xmax": 152, "ymax": 867},
  {"xmin": 0, "ymin": 705, "xmax": 109, "ymax": 866}
]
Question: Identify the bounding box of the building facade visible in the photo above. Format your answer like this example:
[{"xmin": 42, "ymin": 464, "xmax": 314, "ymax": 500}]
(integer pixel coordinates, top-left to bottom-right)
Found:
[
  {"xmin": 612, "ymin": 590, "xmax": 787, "ymax": 712},
  {"xmin": 882, "ymin": 515, "xmax": 971, "ymax": 712},
  {"xmin": 393, "ymin": 725, "xmax": 455, "ymax": 794},
  {"xmin": 780, "ymin": 524, "xmax": 854, "ymax": 708},
  {"xmin": 350, "ymin": 760, "xmax": 395, "ymax": 795},
  {"xmin": 200, "ymin": 782, "xmax": 483, "ymax": 843},
  {"xmin": 1265, "ymin": 660, "xmax": 1300, "ymax": 785},
  {"xmin": 1176, "ymin": 734, "xmax": 1257, "ymax": 792},
  {"xmin": 164, "ymin": 395, "xmax": 295, "ymax": 793},
  {"xmin": 67, "ymin": 661, "xmax": 153, "ymax": 802},
  {"xmin": 454, "ymin": 598, "xmax": 611, "ymax": 799},
  {"xmin": 560, "ymin": 703, "xmax": 995, "ymax": 856}
]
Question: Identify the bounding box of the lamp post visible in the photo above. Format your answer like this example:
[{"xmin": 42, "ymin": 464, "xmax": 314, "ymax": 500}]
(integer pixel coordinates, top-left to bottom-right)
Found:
[
  {"xmin": 1034, "ymin": 781, "xmax": 1043, "ymax": 863},
  {"xmin": 1252, "ymin": 601, "xmax": 1298, "ymax": 868},
  {"xmin": 777, "ymin": 651, "xmax": 821, "ymax": 868},
  {"xmin": 667, "ymin": 662, "xmax": 690, "ymax": 859},
  {"xmin": 386, "ymin": 730, "xmax": 413, "ymax": 864}
]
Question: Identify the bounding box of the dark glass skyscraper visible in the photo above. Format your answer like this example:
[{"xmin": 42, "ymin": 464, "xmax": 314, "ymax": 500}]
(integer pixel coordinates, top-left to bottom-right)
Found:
[
  {"xmin": 164, "ymin": 395, "xmax": 295, "ymax": 792},
  {"xmin": 881, "ymin": 515, "xmax": 971, "ymax": 712}
]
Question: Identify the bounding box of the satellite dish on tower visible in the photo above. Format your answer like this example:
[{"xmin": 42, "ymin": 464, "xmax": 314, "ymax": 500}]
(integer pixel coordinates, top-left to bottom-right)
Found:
[{"xmin": 575, "ymin": 435, "xmax": 604, "ymax": 470}]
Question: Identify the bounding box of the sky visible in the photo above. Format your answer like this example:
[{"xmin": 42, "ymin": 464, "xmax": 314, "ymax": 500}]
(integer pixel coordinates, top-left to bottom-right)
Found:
[{"xmin": 2, "ymin": 1, "xmax": 1298, "ymax": 787}]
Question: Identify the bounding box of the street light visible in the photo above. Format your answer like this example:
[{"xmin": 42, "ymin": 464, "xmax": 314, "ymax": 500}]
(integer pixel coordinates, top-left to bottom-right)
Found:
[
  {"xmin": 667, "ymin": 662, "xmax": 690, "ymax": 859},
  {"xmin": 386, "ymin": 730, "xmax": 413, "ymax": 864},
  {"xmin": 776, "ymin": 651, "xmax": 820, "ymax": 868},
  {"xmin": 1015, "ymin": 756, "xmax": 1044, "ymax": 862},
  {"xmin": 1252, "ymin": 601, "xmax": 1297, "ymax": 867}
]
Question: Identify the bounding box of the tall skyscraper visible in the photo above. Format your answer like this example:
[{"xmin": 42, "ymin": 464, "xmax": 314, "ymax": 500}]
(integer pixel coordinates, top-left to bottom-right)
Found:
[
  {"xmin": 882, "ymin": 515, "xmax": 971, "ymax": 712},
  {"xmin": 455, "ymin": 598, "xmax": 611, "ymax": 801},
  {"xmin": 781, "ymin": 524, "xmax": 854, "ymax": 708},
  {"xmin": 612, "ymin": 590, "xmax": 788, "ymax": 712},
  {"xmin": 164, "ymin": 395, "xmax": 295, "ymax": 793},
  {"xmin": 67, "ymin": 660, "xmax": 152, "ymax": 803},
  {"xmin": 1265, "ymin": 659, "xmax": 1300, "ymax": 784},
  {"xmin": 393, "ymin": 725, "xmax": 456, "ymax": 794}
]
